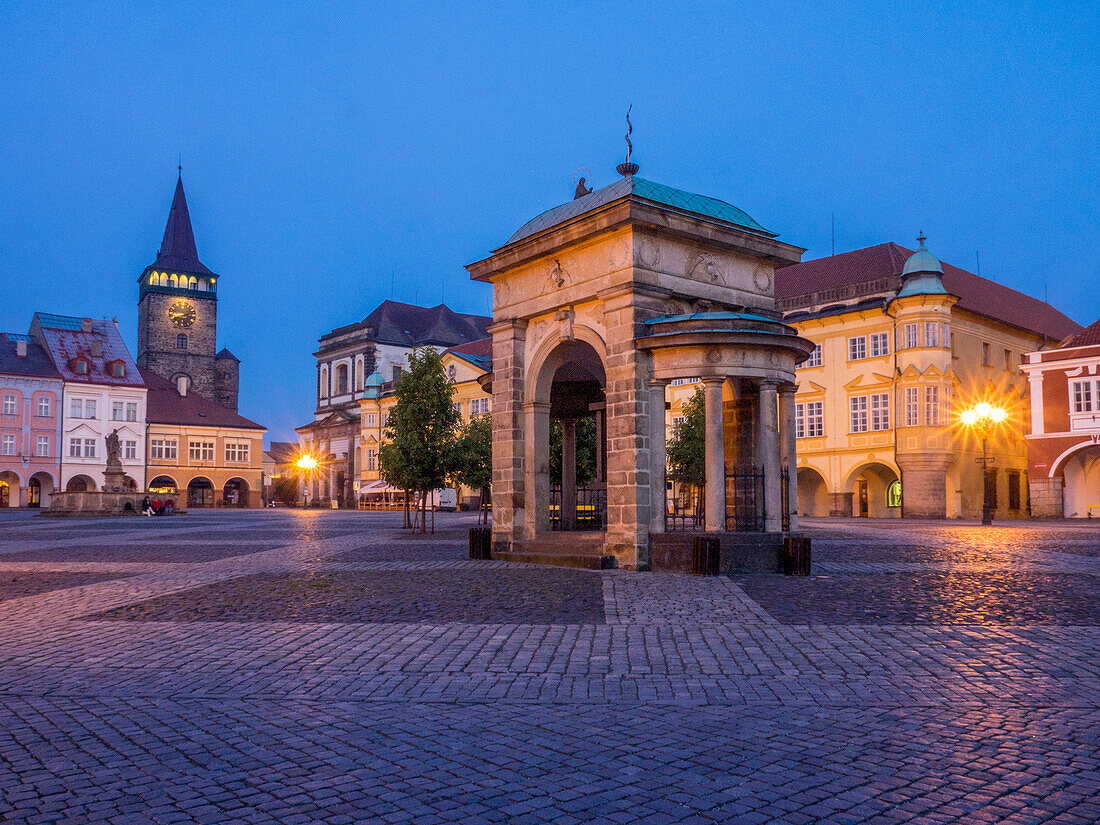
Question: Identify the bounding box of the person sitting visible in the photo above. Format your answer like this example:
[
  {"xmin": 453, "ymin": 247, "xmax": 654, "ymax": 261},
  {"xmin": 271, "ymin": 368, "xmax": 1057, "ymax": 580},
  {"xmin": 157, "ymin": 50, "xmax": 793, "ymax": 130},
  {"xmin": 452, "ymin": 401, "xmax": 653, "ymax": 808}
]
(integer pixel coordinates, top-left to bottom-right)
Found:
[
  {"xmin": 151, "ymin": 496, "xmax": 163, "ymax": 515},
  {"xmin": 141, "ymin": 495, "xmax": 152, "ymax": 517},
  {"xmin": 164, "ymin": 498, "xmax": 175, "ymax": 516}
]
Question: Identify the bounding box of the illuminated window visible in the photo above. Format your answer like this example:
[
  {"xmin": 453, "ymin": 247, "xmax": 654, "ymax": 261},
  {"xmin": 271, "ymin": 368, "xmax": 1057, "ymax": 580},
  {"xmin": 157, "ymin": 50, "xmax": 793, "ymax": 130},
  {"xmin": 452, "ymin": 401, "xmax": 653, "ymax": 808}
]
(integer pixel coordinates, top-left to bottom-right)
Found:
[{"xmin": 170, "ymin": 274, "xmax": 178, "ymax": 288}]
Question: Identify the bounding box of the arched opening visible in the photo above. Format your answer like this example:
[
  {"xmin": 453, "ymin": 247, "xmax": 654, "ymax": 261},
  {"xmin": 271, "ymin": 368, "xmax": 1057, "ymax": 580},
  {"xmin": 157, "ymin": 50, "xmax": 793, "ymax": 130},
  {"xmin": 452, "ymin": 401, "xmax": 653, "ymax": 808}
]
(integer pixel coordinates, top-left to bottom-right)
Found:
[
  {"xmin": 846, "ymin": 462, "xmax": 901, "ymax": 518},
  {"xmin": 148, "ymin": 475, "xmax": 178, "ymax": 495},
  {"xmin": 66, "ymin": 474, "xmax": 97, "ymax": 493},
  {"xmin": 169, "ymin": 274, "xmax": 178, "ymax": 288},
  {"xmin": 320, "ymin": 367, "xmax": 329, "ymax": 398},
  {"xmin": 27, "ymin": 472, "xmax": 55, "ymax": 508},
  {"xmin": 335, "ymin": 364, "xmax": 349, "ymax": 396},
  {"xmin": 796, "ymin": 466, "xmax": 829, "ymax": 517},
  {"xmin": 122, "ymin": 475, "xmax": 138, "ymax": 492},
  {"xmin": 1062, "ymin": 445, "xmax": 1100, "ymax": 518},
  {"xmin": 187, "ymin": 476, "xmax": 214, "ymax": 508},
  {"xmin": 222, "ymin": 477, "xmax": 250, "ymax": 508},
  {"xmin": 0, "ymin": 471, "xmax": 21, "ymax": 507},
  {"xmin": 528, "ymin": 338, "xmax": 607, "ymax": 533}
]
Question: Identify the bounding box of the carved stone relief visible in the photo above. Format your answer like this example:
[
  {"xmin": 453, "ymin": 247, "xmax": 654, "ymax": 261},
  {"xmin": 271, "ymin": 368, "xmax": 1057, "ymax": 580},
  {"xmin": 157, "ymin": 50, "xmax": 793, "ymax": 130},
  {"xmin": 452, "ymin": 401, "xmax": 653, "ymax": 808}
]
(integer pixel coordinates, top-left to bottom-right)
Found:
[
  {"xmin": 686, "ymin": 250, "xmax": 726, "ymax": 285},
  {"xmin": 752, "ymin": 266, "xmax": 773, "ymax": 292}
]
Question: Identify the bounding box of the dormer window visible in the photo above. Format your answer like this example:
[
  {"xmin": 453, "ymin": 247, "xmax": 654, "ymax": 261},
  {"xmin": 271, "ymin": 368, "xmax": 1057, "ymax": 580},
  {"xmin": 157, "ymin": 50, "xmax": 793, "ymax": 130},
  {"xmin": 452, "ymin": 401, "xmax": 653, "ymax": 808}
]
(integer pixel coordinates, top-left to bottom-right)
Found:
[
  {"xmin": 107, "ymin": 360, "xmax": 125, "ymax": 378},
  {"xmin": 72, "ymin": 357, "xmax": 90, "ymax": 375}
]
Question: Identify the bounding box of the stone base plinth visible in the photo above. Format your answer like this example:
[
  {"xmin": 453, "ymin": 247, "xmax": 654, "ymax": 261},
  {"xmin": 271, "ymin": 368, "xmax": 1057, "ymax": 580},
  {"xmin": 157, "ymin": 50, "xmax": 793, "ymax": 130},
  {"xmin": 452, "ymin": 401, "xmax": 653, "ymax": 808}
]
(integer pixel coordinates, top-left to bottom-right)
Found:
[
  {"xmin": 1028, "ymin": 476, "xmax": 1064, "ymax": 519},
  {"xmin": 42, "ymin": 492, "xmax": 186, "ymax": 517},
  {"xmin": 647, "ymin": 531, "xmax": 789, "ymax": 574},
  {"xmin": 829, "ymin": 492, "xmax": 853, "ymax": 518}
]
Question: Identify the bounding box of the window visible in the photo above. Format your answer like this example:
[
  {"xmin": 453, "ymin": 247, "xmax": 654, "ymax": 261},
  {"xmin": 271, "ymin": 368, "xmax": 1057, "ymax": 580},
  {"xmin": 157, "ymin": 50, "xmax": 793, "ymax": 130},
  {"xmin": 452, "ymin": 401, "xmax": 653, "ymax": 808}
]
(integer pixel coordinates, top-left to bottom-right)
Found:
[
  {"xmin": 849, "ymin": 396, "xmax": 869, "ymax": 433},
  {"xmin": 381, "ymin": 412, "xmax": 389, "ymax": 427},
  {"xmin": 70, "ymin": 397, "xmax": 83, "ymax": 418},
  {"xmin": 366, "ymin": 413, "xmax": 376, "ymax": 427},
  {"xmin": 83, "ymin": 438, "xmax": 96, "ymax": 458},
  {"xmin": 126, "ymin": 402, "xmax": 138, "ymax": 422},
  {"xmin": 924, "ymin": 322, "xmax": 939, "ymax": 348},
  {"xmin": 150, "ymin": 439, "xmax": 178, "ymax": 460},
  {"xmin": 37, "ymin": 396, "xmax": 50, "ymax": 417},
  {"xmin": 110, "ymin": 362, "xmax": 125, "ymax": 378},
  {"xmin": 176, "ymin": 334, "xmax": 187, "ymax": 350},
  {"xmin": 2, "ymin": 394, "xmax": 14, "ymax": 415},
  {"xmin": 189, "ymin": 441, "xmax": 215, "ymax": 461},
  {"xmin": 672, "ymin": 416, "xmax": 685, "ymax": 430},
  {"xmin": 795, "ymin": 401, "xmax": 824, "ymax": 439},
  {"xmin": 870, "ymin": 393, "xmax": 890, "ymax": 431},
  {"xmin": 470, "ymin": 397, "xmax": 490, "ymax": 415},
  {"xmin": 1007, "ymin": 472, "xmax": 1021, "ymax": 511},
  {"xmin": 367, "ymin": 449, "xmax": 377, "ymax": 470},
  {"xmin": 112, "ymin": 401, "xmax": 124, "ymax": 420},
  {"xmin": 0, "ymin": 435, "xmax": 13, "ymax": 455},
  {"xmin": 453, "ymin": 401, "xmax": 463, "ymax": 415},
  {"xmin": 904, "ymin": 323, "xmax": 918, "ymax": 349},
  {"xmin": 984, "ymin": 470, "xmax": 998, "ymax": 509},
  {"xmin": 905, "ymin": 387, "xmax": 920, "ymax": 426},
  {"xmin": 84, "ymin": 400, "xmax": 96, "ymax": 419},
  {"xmin": 1003, "ymin": 349, "xmax": 1012, "ymax": 370},
  {"xmin": 123, "ymin": 440, "xmax": 136, "ymax": 460},
  {"xmin": 800, "ymin": 344, "xmax": 822, "ymax": 368},
  {"xmin": 319, "ymin": 368, "xmax": 329, "ymax": 398},
  {"xmin": 848, "ymin": 336, "xmax": 867, "ymax": 361},
  {"xmin": 226, "ymin": 442, "xmax": 249, "ymax": 463},
  {"xmin": 336, "ymin": 364, "xmax": 349, "ymax": 395},
  {"xmin": 1071, "ymin": 381, "xmax": 1093, "ymax": 413},
  {"xmin": 870, "ymin": 333, "xmax": 889, "ymax": 358},
  {"xmin": 36, "ymin": 436, "xmax": 49, "ymax": 457},
  {"xmin": 74, "ymin": 359, "xmax": 89, "ymax": 375},
  {"xmin": 69, "ymin": 438, "xmax": 82, "ymax": 458},
  {"xmin": 982, "ymin": 342, "xmax": 991, "ymax": 366},
  {"xmin": 943, "ymin": 324, "xmax": 951, "ymax": 348},
  {"xmin": 671, "ymin": 377, "xmax": 700, "ymax": 386},
  {"xmin": 924, "ymin": 386, "xmax": 940, "ymax": 426},
  {"xmin": 392, "ymin": 365, "xmax": 403, "ymax": 382}
]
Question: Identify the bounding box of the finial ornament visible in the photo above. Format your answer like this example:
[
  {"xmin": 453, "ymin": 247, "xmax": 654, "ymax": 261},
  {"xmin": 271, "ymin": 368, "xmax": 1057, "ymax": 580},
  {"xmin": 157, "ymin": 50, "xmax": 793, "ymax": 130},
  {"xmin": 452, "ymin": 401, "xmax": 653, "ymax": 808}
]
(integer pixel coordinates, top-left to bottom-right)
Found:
[
  {"xmin": 917, "ymin": 230, "xmax": 927, "ymax": 247},
  {"xmin": 616, "ymin": 104, "xmax": 640, "ymax": 177},
  {"xmin": 178, "ymin": 153, "xmax": 182, "ymax": 175}
]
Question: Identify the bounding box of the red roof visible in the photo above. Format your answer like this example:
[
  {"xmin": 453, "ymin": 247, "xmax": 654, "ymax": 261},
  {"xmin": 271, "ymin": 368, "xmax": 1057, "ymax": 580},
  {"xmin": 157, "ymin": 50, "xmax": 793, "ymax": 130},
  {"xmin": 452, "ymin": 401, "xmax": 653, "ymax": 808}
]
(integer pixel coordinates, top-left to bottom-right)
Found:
[
  {"xmin": 31, "ymin": 314, "xmax": 144, "ymax": 387},
  {"xmin": 445, "ymin": 336, "xmax": 492, "ymax": 363},
  {"xmin": 1065, "ymin": 318, "xmax": 1100, "ymax": 348},
  {"xmin": 141, "ymin": 368, "xmax": 264, "ymax": 430},
  {"xmin": 776, "ymin": 242, "xmax": 1081, "ymax": 341}
]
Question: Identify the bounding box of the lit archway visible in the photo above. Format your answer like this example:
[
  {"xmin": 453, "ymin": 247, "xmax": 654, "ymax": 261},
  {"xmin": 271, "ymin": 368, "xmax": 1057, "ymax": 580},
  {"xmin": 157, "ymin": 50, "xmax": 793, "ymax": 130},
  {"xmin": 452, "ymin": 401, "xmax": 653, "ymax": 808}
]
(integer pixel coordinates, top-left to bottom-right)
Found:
[
  {"xmin": 796, "ymin": 466, "xmax": 829, "ymax": 517},
  {"xmin": 148, "ymin": 476, "xmax": 178, "ymax": 495},
  {"xmin": 845, "ymin": 462, "xmax": 901, "ymax": 518},
  {"xmin": 1062, "ymin": 445, "xmax": 1100, "ymax": 518},
  {"xmin": 28, "ymin": 472, "xmax": 55, "ymax": 508},
  {"xmin": 223, "ymin": 477, "xmax": 250, "ymax": 508},
  {"xmin": 0, "ymin": 471, "xmax": 21, "ymax": 508}
]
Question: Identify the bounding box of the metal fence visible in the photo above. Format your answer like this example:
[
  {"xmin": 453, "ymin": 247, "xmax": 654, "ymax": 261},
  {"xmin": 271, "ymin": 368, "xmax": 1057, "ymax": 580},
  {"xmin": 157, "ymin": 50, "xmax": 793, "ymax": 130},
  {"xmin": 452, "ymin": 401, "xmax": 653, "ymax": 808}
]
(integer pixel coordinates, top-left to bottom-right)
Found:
[
  {"xmin": 549, "ymin": 485, "xmax": 607, "ymax": 531},
  {"xmin": 725, "ymin": 466, "xmax": 765, "ymax": 532}
]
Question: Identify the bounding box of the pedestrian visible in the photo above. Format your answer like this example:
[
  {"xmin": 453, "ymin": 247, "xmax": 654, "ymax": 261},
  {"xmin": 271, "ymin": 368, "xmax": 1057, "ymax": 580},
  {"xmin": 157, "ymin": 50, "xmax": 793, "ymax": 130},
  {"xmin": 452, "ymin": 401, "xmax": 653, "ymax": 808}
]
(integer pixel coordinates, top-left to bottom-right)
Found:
[
  {"xmin": 152, "ymin": 496, "xmax": 162, "ymax": 515},
  {"xmin": 164, "ymin": 498, "xmax": 174, "ymax": 516},
  {"xmin": 141, "ymin": 495, "xmax": 152, "ymax": 517}
]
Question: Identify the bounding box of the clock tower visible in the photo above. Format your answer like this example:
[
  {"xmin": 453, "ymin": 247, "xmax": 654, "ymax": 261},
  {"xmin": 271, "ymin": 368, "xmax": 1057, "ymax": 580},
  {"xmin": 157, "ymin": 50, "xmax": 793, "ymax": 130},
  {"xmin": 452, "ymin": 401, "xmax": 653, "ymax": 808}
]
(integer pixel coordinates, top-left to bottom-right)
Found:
[{"xmin": 137, "ymin": 171, "xmax": 239, "ymax": 410}]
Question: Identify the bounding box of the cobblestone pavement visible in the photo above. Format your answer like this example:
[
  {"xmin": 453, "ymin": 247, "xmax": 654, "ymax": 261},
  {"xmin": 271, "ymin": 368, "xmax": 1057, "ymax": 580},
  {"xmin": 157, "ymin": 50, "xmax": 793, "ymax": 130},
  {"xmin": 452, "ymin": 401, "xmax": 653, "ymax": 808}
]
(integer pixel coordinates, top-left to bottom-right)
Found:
[{"xmin": 0, "ymin": 511, "xmax": 1097, "ymax": 824}]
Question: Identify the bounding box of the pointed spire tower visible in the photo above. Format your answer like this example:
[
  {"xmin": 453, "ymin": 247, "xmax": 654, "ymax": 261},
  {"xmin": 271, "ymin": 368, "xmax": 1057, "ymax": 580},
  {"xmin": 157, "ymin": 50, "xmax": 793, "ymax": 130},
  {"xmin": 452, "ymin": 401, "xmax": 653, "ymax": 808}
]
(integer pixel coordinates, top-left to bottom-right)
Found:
[{"xmin": 137, "ymin": 170, "xmax": 239, "ymax": 411}]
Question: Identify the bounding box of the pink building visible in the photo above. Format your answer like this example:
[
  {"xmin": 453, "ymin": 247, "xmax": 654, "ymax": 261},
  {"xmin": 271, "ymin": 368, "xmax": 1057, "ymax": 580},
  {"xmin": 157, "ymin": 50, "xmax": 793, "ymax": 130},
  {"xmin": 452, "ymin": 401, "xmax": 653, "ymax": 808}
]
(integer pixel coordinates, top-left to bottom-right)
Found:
[{"xmin": 0, "ymin": 334, "xmax": 63, "ymax": 507}]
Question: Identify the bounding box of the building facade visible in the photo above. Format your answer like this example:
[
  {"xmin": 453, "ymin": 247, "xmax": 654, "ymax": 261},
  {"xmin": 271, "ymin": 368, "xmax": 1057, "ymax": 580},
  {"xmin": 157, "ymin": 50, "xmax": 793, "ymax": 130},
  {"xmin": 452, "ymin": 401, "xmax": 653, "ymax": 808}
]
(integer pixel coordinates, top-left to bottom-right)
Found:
[
  {"xmin": 136, "ymin": 172, "xmax": 240, "ymax": 410},
  {"xmin": 0, "ymin": 333, "xmax": 63, "ymax": 507},
  {"xmin": 777, "ymin": 240, "xmax": 1081, "ymax": 520},
  {"xmin": 1023, "ymin": 320, "xmax": 1100, "ymax": 518},
  {"xmin": 298, "ymin": 300, "xmax": 489, "ymax": 503},
  {"xmin": 142, "ymin": 369, "xmax": 265, "ymax": 508},
  {"xmin": 30, "ymin": 314, "xmax": 148, "ymax": 493}
]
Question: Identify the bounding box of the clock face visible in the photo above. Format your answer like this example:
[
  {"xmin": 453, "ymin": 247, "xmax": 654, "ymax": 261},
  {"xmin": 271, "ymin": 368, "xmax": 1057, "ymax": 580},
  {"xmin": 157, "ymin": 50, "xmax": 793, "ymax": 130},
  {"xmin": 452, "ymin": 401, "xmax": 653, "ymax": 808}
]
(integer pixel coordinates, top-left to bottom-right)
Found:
[{"xmin": 168, "ymin": 301, "xmax": 196, "ymax": 328}]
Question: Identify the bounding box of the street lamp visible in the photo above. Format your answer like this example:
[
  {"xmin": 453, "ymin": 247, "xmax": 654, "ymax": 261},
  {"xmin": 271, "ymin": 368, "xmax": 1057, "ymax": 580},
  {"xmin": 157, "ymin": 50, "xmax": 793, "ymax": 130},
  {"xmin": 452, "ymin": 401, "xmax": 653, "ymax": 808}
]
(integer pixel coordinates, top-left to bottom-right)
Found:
[
  {"xmin": 296, "ymin": 454, "xmax": 318, "ymax": 507},
  {"xmin": 959, "ymin": 402, "xmax": 1008, "ymax": 525}
]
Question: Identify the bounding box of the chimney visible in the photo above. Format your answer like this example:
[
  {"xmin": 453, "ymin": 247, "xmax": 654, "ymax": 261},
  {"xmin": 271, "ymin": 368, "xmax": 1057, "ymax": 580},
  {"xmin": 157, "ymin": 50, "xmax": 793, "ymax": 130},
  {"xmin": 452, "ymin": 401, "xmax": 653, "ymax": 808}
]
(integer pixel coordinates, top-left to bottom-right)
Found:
[
  {"xmin": 81, "ymin": 318, "xmax": 93, "ymax": 332},
  {"xmin": 90, "ymin": 340, "xmax": 103, "ymax": 357},
  {"xmin": 16, "ymin": 340, "xmax": 27, "ymax": 357}
]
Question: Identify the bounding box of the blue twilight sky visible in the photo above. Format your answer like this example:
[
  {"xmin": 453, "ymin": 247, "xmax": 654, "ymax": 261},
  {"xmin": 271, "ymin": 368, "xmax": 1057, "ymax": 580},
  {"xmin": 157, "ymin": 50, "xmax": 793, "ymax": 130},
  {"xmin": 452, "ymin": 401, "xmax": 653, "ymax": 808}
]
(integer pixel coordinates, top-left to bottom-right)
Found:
[{"xmin": 2, "ymin": 1, "xmax": 1097, "ymax": 442}]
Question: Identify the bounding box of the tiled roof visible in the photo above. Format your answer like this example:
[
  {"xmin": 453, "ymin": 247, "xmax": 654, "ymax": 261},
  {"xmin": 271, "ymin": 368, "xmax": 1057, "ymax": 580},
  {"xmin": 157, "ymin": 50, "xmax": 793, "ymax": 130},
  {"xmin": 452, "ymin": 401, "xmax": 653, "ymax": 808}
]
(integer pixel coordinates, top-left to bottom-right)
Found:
[
  {"xmin": 151, "ymin": 174, "xmax": 215, "ymax": 277},
  {"xmin": 1065, "ymin": 319, "xmax": 1100, "ymax": 348},
  {"xmin": 320, "ymin": 301, "xmax": 491, "ymax": 349},
  {"xmin": 0, "ymin": 333, "xmax": 62, "ymax": 379},
  {"xmin": 505, "ymin": 176, "xmax": 772, "ymax": 247},
  {"xmin": 31, "ymin": 314, "xmax": 144, "ymax": 387},
  {"xmin": 215, "ymin": 348, "xmax": 239, "ymax": 362},
  {"xmin": 265, "ymin": 441, "xmax": 299, "ymax": 464},
  {"xmin": 141, "ymin": 368, "xmax": 264, "ymax": 430},
  {"xmin": 444, "ymin": 337, "xmax": 492, "ymax": 368},
  {"xmin": 776, "ymin": 242, "xmax": 1082, "ymax": 341}
]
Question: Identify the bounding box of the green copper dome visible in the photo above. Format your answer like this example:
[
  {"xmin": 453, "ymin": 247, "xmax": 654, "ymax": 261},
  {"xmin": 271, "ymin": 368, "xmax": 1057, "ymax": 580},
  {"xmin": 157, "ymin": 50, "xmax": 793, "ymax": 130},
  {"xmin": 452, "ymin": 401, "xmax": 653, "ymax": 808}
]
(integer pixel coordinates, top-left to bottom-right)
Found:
[
  {"xmin": 363, "ymin": 370, "xmax": 384, "ymax": 399},
  {"xmin": 897, "ymin": 234, "xmax": 948, "ymax": 297},
  {"xmin": 901, "ymin": 234, "xmax": 944, "ymax": 277}
]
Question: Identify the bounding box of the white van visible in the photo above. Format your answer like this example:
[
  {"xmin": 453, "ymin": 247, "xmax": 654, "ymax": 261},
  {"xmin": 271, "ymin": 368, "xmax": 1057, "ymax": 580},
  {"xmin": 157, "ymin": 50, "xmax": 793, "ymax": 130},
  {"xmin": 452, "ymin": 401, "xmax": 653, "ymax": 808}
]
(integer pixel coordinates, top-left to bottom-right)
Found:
[{"xmin": 431, "ymin": 488, "xmax": 458, "ymax": 512}]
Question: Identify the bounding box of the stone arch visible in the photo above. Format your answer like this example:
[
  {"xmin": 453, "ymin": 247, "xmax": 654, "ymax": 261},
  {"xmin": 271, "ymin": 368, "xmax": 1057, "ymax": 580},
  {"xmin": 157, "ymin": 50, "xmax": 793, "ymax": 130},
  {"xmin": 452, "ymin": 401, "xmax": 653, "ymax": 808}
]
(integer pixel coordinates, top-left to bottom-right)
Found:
[
  {"xmin": 335, "ymin": 363, "xmax": 349, "ymax": 395},
  {"xmin": 223, "ymin": 477, "xmax": 250, "ymax": 508},
  {"xmin": 28, "ymin": 471, "xmax": 55, "ymax": 508},
  {"xmin": 1062, "ymin": 444, "xmax": 1100, "ymax": 518},
  {"xmin": 796, "ymin": 465, "xmax": 829, "ymax": 517},
  {"xmin": 0, "ymin": 470, "xmax": 21, "ymax": 507},
  {"xmin": 187, "ymin": 476, "xmax": 215, "ymax": 508},
  {"xmin": 148, "ymin": 475, "xmax": 178, "ymax": 494},
  {"xmin": 1049, "ymin": 439, "xmax": 1100, "ymax": 479},
  {"xmin": 844, "ymin": 461, "xmax": 900, "ymax": 518},
  {"xmin": 525, "ymin": 325, "xmax": 609, "ymax": 406},
  {"xmin": 66, "ymin": 474, "xmax": 97, "ymax": 493}
]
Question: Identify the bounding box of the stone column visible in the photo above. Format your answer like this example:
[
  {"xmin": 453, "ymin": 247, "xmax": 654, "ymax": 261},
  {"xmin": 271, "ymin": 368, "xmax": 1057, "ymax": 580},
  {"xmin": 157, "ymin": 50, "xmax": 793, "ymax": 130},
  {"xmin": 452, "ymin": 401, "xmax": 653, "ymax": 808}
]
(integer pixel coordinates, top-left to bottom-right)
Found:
[
  {"xmin": 759, "ymin": 381, "xmax": 782, "ymax": 532},
  {"xmin": 703, "ymin": 378, "xmax": 725, "ymax": 533},
  {"xmin": 778, "ymin": 385, "xmax": 799, "ymax": 532},
  {"xmin": 561, "ymin": 418, "xmax": 577, "ymax": 530},
  {"xmin": 649, "ymin": 379, "xmax": 668, "ymax": 535},
  {"xmin": 897, "ymin": 453, "xmax": 951, "ymax": 519},
  {"xmin": 594, "ymin": 408, "xmax": 606, "ymax": 483},
  {"xmin": 524, "ymin": 401, "xmax": 551, "ymax": 536},
  {"xmin": 489, "ymin": 319, "xmax": 527, "ymax": 548}
]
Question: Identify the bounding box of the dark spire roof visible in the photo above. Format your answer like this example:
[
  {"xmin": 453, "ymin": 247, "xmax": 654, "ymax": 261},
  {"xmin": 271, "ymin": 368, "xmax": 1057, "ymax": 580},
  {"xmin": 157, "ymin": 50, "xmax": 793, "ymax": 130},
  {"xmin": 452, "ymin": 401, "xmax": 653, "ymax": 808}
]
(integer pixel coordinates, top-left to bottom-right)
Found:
[{"xmin": 153, "ymin": 173, "xmax": 215, "ymax": 276}]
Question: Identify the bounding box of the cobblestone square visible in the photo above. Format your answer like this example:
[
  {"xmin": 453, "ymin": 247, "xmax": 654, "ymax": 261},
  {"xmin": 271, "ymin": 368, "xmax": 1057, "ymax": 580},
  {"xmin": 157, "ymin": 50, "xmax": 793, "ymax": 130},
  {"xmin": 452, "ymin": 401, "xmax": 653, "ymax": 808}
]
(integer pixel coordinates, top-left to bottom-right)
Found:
[{"xmin": 0, "ymin": 510, "xmax": 1097, "ymax": 823}]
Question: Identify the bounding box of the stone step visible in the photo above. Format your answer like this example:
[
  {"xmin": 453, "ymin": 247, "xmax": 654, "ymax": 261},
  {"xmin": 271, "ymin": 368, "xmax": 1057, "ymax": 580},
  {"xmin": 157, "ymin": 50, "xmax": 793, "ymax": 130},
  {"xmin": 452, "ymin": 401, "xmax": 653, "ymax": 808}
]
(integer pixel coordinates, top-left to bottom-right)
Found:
[{"xmin": 496, "ymin": 534, "xmax": 609, "ymax": 570}]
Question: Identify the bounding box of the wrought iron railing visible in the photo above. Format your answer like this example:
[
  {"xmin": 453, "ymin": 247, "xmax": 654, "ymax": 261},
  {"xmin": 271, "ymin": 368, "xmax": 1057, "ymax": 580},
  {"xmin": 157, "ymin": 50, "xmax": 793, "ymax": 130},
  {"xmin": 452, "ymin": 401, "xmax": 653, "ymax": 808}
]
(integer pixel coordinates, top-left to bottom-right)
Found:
[
  {"xmin": 725, "ymin": 466, "xmax": 765, "ymax": 532},
  {"xmin": 549, "ymin": 485, "xmax": 607, "ymax": 531},
  {"xmin": 780, "ymin": 466, "xmax": 791, "ymax": 532},
  {"xmin": 665, "ymin": 486, "xmax": 705, "ymax": 532}
]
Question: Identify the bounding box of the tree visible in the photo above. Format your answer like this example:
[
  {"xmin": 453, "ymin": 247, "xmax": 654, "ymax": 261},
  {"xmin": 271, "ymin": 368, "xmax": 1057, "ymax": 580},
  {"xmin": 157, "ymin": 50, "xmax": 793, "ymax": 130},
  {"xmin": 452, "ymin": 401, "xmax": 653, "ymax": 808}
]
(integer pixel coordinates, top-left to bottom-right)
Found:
[
  {"xmin": 378, "ymin": 347, "xmax": 460, "ymax": 532},
  {"xmin": 666, "ymin": 388, "xmax": 706, "ymax": 514},
  {"xmin": 549, "ymin": 416, "xmax": 598, "ymax": 486},
  {"xmin": 452, "ymin": 412, "xmax": 492, "ymax": 523},
  {"xmin": 273, "ymin": 474, "xmax": 300, "ymax": 507}
]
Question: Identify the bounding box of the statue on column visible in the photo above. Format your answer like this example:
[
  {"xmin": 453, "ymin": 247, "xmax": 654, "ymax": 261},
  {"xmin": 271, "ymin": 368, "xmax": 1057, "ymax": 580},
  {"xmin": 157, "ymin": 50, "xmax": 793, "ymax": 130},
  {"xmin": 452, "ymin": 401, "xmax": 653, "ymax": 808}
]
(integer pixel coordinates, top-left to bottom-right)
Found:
[{"xmin": 105, "ymin": 429, "xmax": 122, "ymax": 467}]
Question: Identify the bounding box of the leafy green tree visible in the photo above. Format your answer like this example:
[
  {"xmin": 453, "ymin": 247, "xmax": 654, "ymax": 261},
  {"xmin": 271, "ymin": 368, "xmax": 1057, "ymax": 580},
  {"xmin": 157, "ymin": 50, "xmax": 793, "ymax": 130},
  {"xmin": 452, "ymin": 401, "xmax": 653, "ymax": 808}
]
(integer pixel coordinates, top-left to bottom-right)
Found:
[
  {"xmin": 666, "ymin": 388, "xmax": 705, "ymax": 488},
  {"xmin": 452, "ymin": 412, "xmax": 492, "ymax": 523},
  {"xmin": 378, "ymin": 347, "xmax": 460, "ymax": 531},
  {"xmin": 273, "ymin": 474, "xmax": 300, "ymax": 507},
  {"xmin": 549, "ymin": 416, "xmax": 598, "ymax": 486}
]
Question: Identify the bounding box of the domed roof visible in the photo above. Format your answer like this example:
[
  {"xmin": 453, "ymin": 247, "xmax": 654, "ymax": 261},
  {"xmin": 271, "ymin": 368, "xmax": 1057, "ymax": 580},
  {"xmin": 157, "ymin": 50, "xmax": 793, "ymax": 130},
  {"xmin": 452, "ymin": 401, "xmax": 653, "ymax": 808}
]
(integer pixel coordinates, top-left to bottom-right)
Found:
[
  {"xmin": 365, "ymin": 370, "xmax": 384, "ymax": 386},
  {"xmin": 901, "ymin": 234, "xmax": 943, "ymax": 276}
]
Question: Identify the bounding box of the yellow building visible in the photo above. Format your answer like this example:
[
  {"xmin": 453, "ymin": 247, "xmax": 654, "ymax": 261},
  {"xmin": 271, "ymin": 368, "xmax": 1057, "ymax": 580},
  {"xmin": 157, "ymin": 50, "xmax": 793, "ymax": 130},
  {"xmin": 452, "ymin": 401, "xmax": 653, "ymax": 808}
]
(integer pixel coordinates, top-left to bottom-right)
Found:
[
  {"xmin": 142, "ymin": 369, "xmax": 265, "ymax": 508},
  {"xmin": 771, "ymin": 239, "xmax": 1079, "ymax": 519},
  {"xmin": 357, "ymin": 339, "xmax": 491, "ymax": 508}
]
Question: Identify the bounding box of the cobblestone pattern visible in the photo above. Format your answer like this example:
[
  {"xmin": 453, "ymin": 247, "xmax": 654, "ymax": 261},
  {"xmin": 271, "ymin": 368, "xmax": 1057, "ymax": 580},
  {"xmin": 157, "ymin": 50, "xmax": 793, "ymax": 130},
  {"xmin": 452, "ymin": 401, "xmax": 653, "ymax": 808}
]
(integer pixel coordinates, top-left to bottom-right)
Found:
[{"xmin": 0, "ymin": 511, "xmax": 1097, "ymax": 823}]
